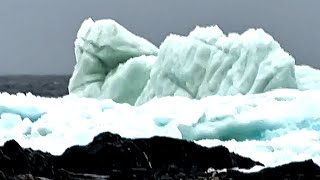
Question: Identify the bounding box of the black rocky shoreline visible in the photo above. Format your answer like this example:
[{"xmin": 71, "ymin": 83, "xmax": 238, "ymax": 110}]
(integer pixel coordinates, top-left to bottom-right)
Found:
[{"xmin": 0, "ymin": 131, "xmax": 319, "ymax": 180}]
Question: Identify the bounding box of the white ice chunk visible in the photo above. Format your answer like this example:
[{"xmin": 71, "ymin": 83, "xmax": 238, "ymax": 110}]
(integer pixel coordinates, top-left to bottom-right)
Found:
[
  {"xmin": 136, "ymin": 27, "xmax": 297, "ymax": 105},
  {"xmin": 1, "ymin": 90, "xmax": 320, "ymax": 167},
  {"xmin": 295, "ymin": 65, "xmax": 320, "ymax": 90},
  {"xmin": 69, "ymin": 18, "xmax": 159, "ymax": 105}
]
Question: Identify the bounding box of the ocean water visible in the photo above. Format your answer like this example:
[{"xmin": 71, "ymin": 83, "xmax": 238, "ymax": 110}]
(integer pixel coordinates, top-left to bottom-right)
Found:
[{"xmin": 0, "ymin": 75, "xmax": 70, "ymax": 97}]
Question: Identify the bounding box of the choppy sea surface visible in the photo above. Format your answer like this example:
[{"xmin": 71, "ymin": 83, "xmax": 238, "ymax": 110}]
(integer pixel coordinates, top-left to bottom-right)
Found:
[{"xmin": 0, "ymin": 75, "xmax": 70, "ymax": 97}]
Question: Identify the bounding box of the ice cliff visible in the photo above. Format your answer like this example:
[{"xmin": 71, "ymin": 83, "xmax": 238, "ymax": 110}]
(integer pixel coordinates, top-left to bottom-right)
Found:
[{"xmin": 69, "ymin": 18, "xmax": 320, "ymax": 105}]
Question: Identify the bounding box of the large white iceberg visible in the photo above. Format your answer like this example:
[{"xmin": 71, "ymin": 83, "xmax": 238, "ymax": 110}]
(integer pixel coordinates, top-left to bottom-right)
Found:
[
  {"xmin": 136, "ymin": 26, "xmax": 297, "ymax": 105},
  {"xmin": 69, "ymin": 18, "xmax": 320, "ymax": 105},
  {"xmin": 69, "ymin": 18, "xmax": 158, "ymax": 105}
]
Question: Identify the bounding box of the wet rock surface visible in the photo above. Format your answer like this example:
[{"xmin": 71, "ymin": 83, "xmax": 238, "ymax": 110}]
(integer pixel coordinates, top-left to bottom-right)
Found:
[
  {"xmin": 217, "ymin": 160, "xmax": 320, "ymax": 180},
  {"xmin": 57, "ymin": 132, "xmax": 262, "ymax": 174},
  {"xmin": 0, "ymin": 131, "xmax": 318, "ymax": 180}
]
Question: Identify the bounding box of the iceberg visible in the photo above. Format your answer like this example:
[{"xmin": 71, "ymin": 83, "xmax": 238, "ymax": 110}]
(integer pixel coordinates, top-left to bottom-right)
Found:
[
  {"xmin": 69, "ymin": 18, "xmax": 320, "ymax": 105},
  {"xmin": 69, "ymin": 18, "xmax": 158, "ymax": 105},
  {"xmin": 137, "ymin": 26, "xmax": 297, "ymax": 105},
  {"xmin": 295, "ymin": 65, "xmax": 320, "ymax": 90}
]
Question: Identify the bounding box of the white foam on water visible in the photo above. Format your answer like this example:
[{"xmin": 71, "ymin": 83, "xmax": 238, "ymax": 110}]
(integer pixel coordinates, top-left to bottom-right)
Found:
[{"xmin": 0, "ymin": 89, "xmax": 320, "ymax": 168}]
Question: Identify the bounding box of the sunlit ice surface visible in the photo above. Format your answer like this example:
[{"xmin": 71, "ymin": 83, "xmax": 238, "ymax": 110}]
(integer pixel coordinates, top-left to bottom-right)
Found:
[{"xmin": 0, "ymin": 89, "xmax": 320, "ymax": 168}]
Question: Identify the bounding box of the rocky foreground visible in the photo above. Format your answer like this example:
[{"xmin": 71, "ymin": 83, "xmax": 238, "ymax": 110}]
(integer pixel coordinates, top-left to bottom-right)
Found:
[{"xmin": 0, "ymin": 132, "xmax": 319, "ymax": 180}]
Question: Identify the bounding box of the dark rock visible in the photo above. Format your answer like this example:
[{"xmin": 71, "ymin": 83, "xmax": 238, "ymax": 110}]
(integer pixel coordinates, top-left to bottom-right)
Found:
[
  {"xmin": 216, "ymin": 159, "xmax": 320, "ymax": 180},
  {"xmin": 0, "ymin": 170, "xmax": 6, "ymax": 180},
  {"xmin": 135, "ymin": 136, "xmax": 263, "ymax": 171},
  {"xmin": 55, "ymin": 132, "xmax": 151, "ymax": 175},
  {"xmin": 0, "ymin": 131, "xmax": 317, "ymax": 180},
  {"xmin": 56, "ymin": 132, "xmax": 262, "ymax": 175},
  {"xmin": 8, "ymin": 174, "xmax": 35, "ymax": 180},
  {"xmin": 0, "ymin": 140, "xmax": 54, "ymax": 178},
  {"xmin": 54, "ymin": 169, "xmax": 110, "ymax": 180}
]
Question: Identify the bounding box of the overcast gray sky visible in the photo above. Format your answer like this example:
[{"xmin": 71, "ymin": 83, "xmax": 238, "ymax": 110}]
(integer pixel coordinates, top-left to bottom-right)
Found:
[{"xmin": 0, "ymin": 0, "xmax": 319, "ymax": 75}]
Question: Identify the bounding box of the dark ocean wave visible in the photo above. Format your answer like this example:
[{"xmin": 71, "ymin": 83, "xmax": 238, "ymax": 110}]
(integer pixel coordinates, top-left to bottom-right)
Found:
[{"xmin": 0, "ymin": 75, "xmax": 70, "ymax": 97}]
